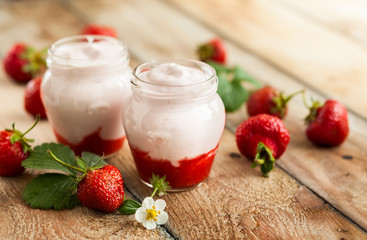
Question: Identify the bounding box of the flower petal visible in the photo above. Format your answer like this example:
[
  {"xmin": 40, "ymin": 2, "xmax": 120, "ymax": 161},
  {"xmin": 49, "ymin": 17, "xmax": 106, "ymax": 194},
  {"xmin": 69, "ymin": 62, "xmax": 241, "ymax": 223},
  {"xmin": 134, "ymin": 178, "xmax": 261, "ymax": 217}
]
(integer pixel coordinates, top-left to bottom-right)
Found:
[
  {"xmin": 135, "ymin": 207, "xmax": 147, "ymax": 223},
  {"xmin": 142, "ymin": 197, "xmax": 154, "ymax": 209},
  {"xmin": 143, "ymin": 219, "xmax": 157, "ymax": 230},
  {"xmin": 154, "ymin": 199, "xmax": 166, "ymax": 211},
  {"xmin": 156, "ymin": 211, "xmax": 168, "ymax": 225}
]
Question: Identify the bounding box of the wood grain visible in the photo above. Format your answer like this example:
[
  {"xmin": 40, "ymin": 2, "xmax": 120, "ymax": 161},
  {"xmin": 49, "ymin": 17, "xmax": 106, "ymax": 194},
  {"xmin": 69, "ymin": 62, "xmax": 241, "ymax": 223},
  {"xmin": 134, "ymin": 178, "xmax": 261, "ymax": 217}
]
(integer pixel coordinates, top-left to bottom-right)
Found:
[
  {"xmin": 1, "ymin": 0, "xmax": 367, "ymax": 239},
  {"xmin": 0, "ymin": 1, "xmax": 170, "ymax": 239},
  {"xmin": 165, "ymin": 0, "xmax": 367, "ymax": 120},
  {"xmin": 268, "ymin": 0, "xmax": 367, "ymax": 48},
  {"xmin": 110, "ymin": 130, "xmax": 367, "ymax": 239},
  {"xmin": 68, "ymin": 0, "xmax": 367, "ymax": 231}
]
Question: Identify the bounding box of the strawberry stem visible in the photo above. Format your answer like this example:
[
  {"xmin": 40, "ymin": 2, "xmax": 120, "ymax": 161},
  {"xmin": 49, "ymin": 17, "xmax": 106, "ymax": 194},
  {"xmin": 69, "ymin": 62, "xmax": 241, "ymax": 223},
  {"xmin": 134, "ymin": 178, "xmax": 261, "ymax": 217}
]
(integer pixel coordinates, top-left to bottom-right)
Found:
[
  {"xmin": 302, "ymin": 93, "xmax": 323, "ymax": 123},
  {"xmin": 48, "ymin": 150, "xmax": 87, "ymax": 173},
  {"xmin": 272, "ymin": 89, "xmax": 304, "ymax": 118},
  {"xmin": 251, "ymin": 142, "xmax": 275, "ymax": 177},
  {"xmin": 20, "ymin": 115, "xmax": 40, "ymax": 137}
]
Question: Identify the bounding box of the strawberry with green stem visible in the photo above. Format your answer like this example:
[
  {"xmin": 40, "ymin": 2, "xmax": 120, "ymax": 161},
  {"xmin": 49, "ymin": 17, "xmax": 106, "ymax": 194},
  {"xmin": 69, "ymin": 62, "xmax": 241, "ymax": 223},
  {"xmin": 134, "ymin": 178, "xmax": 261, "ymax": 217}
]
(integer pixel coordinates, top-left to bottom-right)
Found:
[
  {"xmin": 247, "ymin": 86, "xmax": 303, "ymax": 119},
  {"xmin": 303, "ymin": 95, "xmax": 349, "ymax": 147},
  {"xmin": 235, "ymin": 114, "xmax": 290, "ymax": 177},
  {"xmin": 3, "ymin": 43, "xmax": 47, "ymax": 83},
  {"xmin": 47, "ymin": 150, "xmax": 124, "ymax": 213},
  {"xmin": 197, "ymin": 38, "xmax": 227, "ymax": 64},
  {"xmin": 0, "ymin": 116, "xmax": 39, "ymax": 176}
]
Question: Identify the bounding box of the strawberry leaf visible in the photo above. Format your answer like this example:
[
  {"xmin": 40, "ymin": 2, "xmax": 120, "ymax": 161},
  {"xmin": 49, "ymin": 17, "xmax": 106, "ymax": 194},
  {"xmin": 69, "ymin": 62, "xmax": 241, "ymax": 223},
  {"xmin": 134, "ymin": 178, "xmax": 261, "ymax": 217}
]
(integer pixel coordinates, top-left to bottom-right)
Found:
[
  {"xmin": 81, "ymin": 152, "xmax": 107, "ymax": 169},
  {"xmin": 22, "ymin": 143, "xmax": 77, "ymax": 175},
  {"xmin": 217, "ymin": 72, "xmax": 249, "ymax": 112},
  {"xmin": 232, "ymin": 65, "xmax": 262, "ymax": 87},
  {"xmin": 210, "ymin": 63, "xmax": 261, "ymax": 112},
  {"xmin": 22, "ymin": 173, "xmax": 80, "ymax": 210},
  {"xmin": 118, "ymin": 199, "xmax": 142, "ymax": 215}
]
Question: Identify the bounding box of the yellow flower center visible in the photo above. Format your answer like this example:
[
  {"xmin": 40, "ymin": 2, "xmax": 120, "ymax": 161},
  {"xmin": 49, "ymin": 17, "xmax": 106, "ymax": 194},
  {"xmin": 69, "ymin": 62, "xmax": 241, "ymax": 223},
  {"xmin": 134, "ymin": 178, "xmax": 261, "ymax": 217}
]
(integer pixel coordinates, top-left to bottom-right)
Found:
[{"xmin": 146, "ymin": 208, "xmax": 157, "ymax": 221}]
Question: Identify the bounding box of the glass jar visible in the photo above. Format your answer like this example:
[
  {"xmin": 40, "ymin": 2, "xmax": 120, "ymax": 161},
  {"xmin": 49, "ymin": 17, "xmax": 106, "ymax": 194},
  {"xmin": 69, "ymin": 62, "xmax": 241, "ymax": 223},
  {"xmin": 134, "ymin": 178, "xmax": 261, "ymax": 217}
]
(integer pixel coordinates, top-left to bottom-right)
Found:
[
  {"xmin": 123, "ymin": 59, "xmax": 226, "ymax": 191},
  {"xmin": 42, "ymin": 35, "xmax": 132, "ymax": 156}
]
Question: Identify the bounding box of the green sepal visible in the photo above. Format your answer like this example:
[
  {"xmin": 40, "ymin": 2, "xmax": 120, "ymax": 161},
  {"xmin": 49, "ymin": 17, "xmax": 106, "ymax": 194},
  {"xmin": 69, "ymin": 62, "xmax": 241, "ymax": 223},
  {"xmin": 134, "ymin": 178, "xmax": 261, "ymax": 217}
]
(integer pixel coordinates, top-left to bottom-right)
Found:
[
  {"xmin": 81, "ymin": 152, "xmax": 107, "ymax": 170},
  {"xmin": 22, "ymin": 173, "xmax": 80, "ymax": 210},
  {"xmin": 21, "ymin": 46, "xmax": 47, "ymax": 76},
  {"xmin": 118, "ymin": 199, "xmax": 142, "ymax": 215},
  {"xmin": 251, "ymin": 142, "xmax": 275, "ymax": 177},
  {"xmin": 150, "ymin": 173, "xmax": 171, "ymax": 197}
]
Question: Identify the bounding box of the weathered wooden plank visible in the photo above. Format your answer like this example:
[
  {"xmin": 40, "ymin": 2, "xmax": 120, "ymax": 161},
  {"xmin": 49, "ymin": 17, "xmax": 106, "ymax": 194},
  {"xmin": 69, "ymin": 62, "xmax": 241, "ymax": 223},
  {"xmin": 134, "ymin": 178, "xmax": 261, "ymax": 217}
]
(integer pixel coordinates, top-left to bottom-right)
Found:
[
  {"xmin": 0, "ymin": 1, "xmax": 170, "ymax": 239},
  {"xmin": 68, "ymin": 0, "xmax": 367, "ymax": 235},
  {"xmin": 110, "ymin": 130, "xmax": 367, "ymax": 239},
  {"xmin": 165, "ymin": 0, "xmax": 367, "ymax": 121},
  {"xmin": 268, "ymin": 0, "xmax": 367, "ymax": 48},
  {"xmin": 0, "ymin": 171, "xmax": 171, "ymax": 240}
]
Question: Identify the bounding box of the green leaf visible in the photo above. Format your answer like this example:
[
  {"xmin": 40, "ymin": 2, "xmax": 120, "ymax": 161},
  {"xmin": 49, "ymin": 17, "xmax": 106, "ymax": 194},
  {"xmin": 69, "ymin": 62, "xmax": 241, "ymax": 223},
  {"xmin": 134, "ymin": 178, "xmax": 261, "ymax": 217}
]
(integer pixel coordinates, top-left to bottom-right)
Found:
[
  {"xmin": 81, "ymin": 152, "xmax": 107, "ymax": 169},
  {"xmin": 22, "ymin": 143, "xmax": 77, "ymax": 175},
  {"xmin": 118, "ymin": 199, "xmax": 142, "ymax": 215},
  {"xmin": 22, "ymin": 173, "xmax": 80, "ymax": 210},
  {"xmin": 208, "ymin": 61, "xmax": 231, "ymax": 73},
  {"xmin": 217, "ymin": 72, "xmax": 249, "ymax": 112},
  {"xmin": 232, "ymin": 65, "xmax": 262, "ymax": 87}
]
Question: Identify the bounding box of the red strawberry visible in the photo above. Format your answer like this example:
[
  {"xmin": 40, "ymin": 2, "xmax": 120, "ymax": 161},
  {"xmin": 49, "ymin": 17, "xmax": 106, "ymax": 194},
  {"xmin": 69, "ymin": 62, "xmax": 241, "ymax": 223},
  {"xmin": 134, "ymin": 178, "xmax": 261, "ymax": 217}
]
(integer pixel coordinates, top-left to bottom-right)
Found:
[
  {"xmin": 24, "ymin": 76, "xmax": 47, "ymax": 119},
  {"xmin": 197, "ymin": 38, "xmax": 227, "ymax": 64},
  {"xmin": 305, "ymin": 99, "xmax": 349, "ymax": 146},
  {"xmin": 3, "ymin": 43, "xmax": 46, "ymax": 83},
  {"xmin": 247, "ymin": 86, "xmax": 302, "ymax": 119},
  {"xmin": 0, "ymin": 118, "xmax": 39, "ymax": 176},
  {"xmin": 235, "ymin": 114, "xmax": 290, "ymax": 177},
  {"xmin": 81, "ymin": 24, "xmax": 117, "ymax": 38},
  {"xmin": 77, "ymin": 165, "xmax": 124, "ymax": 212}
]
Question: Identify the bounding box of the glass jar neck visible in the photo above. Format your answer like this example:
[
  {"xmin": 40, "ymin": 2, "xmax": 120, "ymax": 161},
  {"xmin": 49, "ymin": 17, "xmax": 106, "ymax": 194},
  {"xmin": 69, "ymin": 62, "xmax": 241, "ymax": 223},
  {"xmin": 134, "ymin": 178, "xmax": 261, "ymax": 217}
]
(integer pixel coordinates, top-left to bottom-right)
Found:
[
  {"xmin": 47, "ymin": 35, "xmax": 130, "ymax": 76},
  {"xmin": 131, "ymin": 59, "xmax": 218, "ymax": 101}
]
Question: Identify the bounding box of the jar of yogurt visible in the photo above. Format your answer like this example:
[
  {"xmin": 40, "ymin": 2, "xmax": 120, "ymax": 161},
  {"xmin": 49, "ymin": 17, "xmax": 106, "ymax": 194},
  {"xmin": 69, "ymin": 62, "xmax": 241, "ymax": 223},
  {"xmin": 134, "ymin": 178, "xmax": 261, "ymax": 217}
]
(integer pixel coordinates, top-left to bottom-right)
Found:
[
  {"xmin": 123, "ymin": 59, "xmax": 225, "ymax": 190},
  {"xmin": 42, "ymin": 35, "xmax": 132, "ymax": 156}
]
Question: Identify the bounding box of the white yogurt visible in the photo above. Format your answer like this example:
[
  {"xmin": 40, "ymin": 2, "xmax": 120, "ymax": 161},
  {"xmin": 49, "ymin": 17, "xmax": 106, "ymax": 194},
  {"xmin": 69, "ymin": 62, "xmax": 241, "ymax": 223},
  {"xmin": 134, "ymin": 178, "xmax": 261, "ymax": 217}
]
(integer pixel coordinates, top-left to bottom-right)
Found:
[
  {"xmin": 42, "ymin": 35, "xmax": 131, "ymax": 146},
  {"xmin": 123, "ymin": 60, "xmax": 225, "ymax": 167}
]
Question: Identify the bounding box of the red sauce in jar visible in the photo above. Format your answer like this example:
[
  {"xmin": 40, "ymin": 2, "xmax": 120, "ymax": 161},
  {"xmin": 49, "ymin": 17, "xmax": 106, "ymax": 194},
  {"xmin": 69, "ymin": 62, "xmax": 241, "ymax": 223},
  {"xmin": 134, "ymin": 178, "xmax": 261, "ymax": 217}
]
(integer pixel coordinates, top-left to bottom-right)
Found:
[
  {"xmin": 54, "ymin": 128, "xmax": 125, "ymax": 156},
  {"xmin": 130, "ymin": 144, "xmax": 219, "ymax": 189}
]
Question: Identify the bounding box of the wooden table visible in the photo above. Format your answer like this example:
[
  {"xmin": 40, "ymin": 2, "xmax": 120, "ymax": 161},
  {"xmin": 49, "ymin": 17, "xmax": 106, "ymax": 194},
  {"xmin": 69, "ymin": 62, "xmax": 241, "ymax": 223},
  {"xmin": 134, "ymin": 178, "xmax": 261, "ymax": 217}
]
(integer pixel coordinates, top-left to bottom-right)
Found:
[{"xmin": 1, "ymin": 0, "xmax": 367, "ymax": 239}]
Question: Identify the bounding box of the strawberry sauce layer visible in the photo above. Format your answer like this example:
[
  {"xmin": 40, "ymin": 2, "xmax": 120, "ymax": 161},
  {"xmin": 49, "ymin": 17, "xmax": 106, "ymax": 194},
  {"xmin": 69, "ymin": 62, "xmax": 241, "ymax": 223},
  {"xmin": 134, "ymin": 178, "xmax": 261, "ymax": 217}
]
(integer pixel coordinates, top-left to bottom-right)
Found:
[
  {"xmin": 54, "ymin": 128, "xmax": 125, "ymax": 156},
  {"xmin": 130, "ymin": 145, "xmax": 219, "ymax": 189}
]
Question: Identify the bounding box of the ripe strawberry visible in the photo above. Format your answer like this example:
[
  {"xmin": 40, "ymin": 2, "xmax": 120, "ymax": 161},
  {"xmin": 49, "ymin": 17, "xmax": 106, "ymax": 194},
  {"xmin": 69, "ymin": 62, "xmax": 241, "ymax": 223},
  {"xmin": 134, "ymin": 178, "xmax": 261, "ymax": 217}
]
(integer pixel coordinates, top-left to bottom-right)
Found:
[
  {"xmin": 3, "ymin": 43, "xmax": 46, "ymax": 83},
  {"xmin": 24, "ymin": 76, "xmax": 47, "ymax": 119},
  {"xmin": 81, "ymin": 24, "xmax": 117, "ymax": 38},
  {"xmin": 247, "ymin": 86, "xmax": 302, "ymax": 119},
  {"xmin": 235, "ymin": 114, "xmax": 290, "ymax": 177},
  {"xmin": 305, "ymin": 99, "xmax": 349, "ymax": 146},
  {"xmin": 197, "ymin": 38, "xmax": 227, "ymax": 64},
  {"xmin": 77, "ymin": 165, "xmax": 124, "ymax": 213},
  {"xmin": 0, "ymin": 118, "xmax": 39, "ymax": 176}
]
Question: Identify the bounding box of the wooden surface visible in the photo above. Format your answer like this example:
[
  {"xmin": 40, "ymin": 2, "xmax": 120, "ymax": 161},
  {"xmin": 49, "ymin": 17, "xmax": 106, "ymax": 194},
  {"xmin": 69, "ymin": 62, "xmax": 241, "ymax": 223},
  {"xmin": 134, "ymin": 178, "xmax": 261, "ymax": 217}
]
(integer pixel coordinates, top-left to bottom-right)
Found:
[{"xmin": 1, "ymin": 0, "xmax": 367, "ymax": 239}]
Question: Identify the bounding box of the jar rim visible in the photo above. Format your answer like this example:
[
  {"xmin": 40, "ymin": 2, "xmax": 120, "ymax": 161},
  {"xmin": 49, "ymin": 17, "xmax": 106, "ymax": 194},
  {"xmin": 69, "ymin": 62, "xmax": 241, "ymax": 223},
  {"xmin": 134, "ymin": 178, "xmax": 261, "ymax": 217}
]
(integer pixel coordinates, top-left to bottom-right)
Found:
[
  {"xmin": 132, "ymin": 59, "xmax": 216, "ymax": 88},
  {"xmin": 48, "ymin": 35, "xmax": 128, "ymax": 62}
]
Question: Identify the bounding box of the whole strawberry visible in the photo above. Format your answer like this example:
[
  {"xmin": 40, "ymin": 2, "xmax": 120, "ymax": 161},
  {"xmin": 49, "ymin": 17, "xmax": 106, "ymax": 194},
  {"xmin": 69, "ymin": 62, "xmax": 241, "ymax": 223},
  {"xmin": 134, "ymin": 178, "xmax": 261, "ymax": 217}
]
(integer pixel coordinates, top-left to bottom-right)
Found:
[
  {"xmin": 247, "ymin": 86, "xmax": 302, "ymax": 119},
  {"xmin": 81, "ymin": 24, "xmax": 117, "ymax": 38},
  {"xmin": 77, "ymin": 165, "xmax": 124, "ymax": 213},
  {"xmin": 47, "ymin": 150, "xmax": 125, "ymax": 213},
  {"xmin": 0, "ymin": 118, "xmax": 39, "ymax": 176},
  {"xmin": 235, "ymin": 114, "xmax": 290, "ymax": 177},
  {"xmin": 3, "ymin": 43, "xmax": 46, "ymax": 83},
  {"xmin": 24, "ymin": 76, "xmax": 47, "ymax": 119},
  {"xmin": 305, "ymin": 99, "xmax": 349, "ymax": 146},
  {"xmin": 197, "ymin": 38, "xmax": 227, "ymax": 64}
]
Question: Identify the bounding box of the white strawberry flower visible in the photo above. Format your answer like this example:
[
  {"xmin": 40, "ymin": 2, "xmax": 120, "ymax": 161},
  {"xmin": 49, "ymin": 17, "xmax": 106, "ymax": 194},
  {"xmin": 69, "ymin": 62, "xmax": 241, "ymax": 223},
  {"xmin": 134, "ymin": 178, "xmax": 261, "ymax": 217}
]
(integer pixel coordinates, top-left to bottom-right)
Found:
[{"xmin": 135, "ymin": 197, "xmax": 168, "ymax": 230}]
